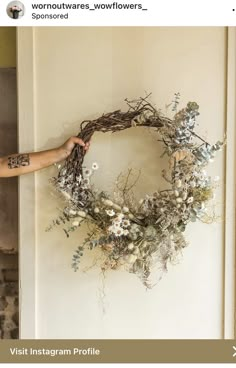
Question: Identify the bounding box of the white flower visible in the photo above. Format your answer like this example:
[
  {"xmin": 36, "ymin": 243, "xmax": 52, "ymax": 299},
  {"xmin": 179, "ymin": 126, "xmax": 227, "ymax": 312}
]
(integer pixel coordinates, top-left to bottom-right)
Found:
[
  {"xmin": 113, "ymin": 227, "xmax": 124, "ymax": 237},
  {"xmin": 108, "ymin": 225, "xmax": 114, "ymax": 233},
  {"xmin": 106, "ymin": 209, "xmax": 115, "ymax": 217},
  {"xmin": 187, "ymin": 197, "xmax": 193, "ymax": 204},
  {"xmin": 113, "ymin": 217, "xmax": 121, "ymax": 224},
  {"xmin": 117, "ymin": 213, "xmax": 125, "ymax": 220},
  {"xmin": 122, "ymin": 219, "xmax": 130, "ymax": 228},
  {"xmin": 92, "ymin": 162, "xmax": 99, "ymax": 170},
  {"xmin": 128, "ymin": 243, "xmax": 134, "ymax": 250},
  {"xmin": 83, "ymin": 168, "xmax": 92, "ymax": 177},
  {"xmin": 123, "ymin": 229, "xmax": 129, "ymax": 236},
  {"xmin": 94, "ymin": 207, "xmax": 100, "ymax": 213},
  {"xmin": 123, "ymin": 206, "xmax": 129, "ymax": 213},
  {"xmin": 77, "ymin": 210, "xmax": 86, "ymax": 218}
]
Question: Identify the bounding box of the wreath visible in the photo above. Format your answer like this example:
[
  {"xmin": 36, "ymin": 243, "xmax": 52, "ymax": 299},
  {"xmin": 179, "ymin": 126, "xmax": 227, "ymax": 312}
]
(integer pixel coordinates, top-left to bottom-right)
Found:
[{"xmin": 47, "ymin": 94, "xmax": 224, "ymax": 288}]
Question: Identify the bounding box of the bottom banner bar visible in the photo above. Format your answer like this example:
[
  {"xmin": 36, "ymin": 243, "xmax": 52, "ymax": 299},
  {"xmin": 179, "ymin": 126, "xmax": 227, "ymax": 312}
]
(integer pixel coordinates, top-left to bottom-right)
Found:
[{"xmin": 0, "ymin": 340, "xmax": 235, "ymax": 363}]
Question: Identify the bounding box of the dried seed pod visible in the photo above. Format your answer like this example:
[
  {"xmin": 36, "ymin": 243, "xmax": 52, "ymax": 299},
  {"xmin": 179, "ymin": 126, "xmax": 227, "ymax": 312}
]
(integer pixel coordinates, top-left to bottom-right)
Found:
[
  {"xmin": 182, "ymin": 191, "xmax": 188, "ymax": 200},
  {"xmin": 176, "ymin": 179, "xmax": 182, "ymax": 188}
]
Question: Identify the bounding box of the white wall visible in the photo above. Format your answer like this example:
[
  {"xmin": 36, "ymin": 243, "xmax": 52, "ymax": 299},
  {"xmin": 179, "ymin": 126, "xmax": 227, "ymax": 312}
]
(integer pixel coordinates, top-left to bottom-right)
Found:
[{"xmin": 27, "ymin": 27, "xmax": 227, "ymax": 338}]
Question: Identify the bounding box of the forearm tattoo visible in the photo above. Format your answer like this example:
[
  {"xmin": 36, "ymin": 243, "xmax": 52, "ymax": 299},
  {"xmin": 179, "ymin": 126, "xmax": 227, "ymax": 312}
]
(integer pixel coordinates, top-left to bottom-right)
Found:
[{"xmin": 8, "ymin": 154, "xmax": 30, "ymax": 169}]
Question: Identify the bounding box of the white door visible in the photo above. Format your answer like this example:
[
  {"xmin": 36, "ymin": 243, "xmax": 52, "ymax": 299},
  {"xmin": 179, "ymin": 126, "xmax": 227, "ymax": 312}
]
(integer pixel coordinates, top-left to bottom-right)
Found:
[{"xmin": 17, "ymin": 27, "xmax": 236, "ymax": 339}]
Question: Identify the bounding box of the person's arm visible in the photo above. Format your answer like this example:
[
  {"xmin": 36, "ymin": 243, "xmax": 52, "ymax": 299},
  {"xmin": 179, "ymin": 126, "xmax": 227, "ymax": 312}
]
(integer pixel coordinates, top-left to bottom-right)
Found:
[{"xmin": 0, "ymin": 136, "xmax": 89, "ymax": 178}]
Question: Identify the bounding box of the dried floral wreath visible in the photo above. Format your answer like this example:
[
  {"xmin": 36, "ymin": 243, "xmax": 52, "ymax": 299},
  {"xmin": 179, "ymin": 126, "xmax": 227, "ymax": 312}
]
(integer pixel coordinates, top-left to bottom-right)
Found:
[{"xmin": 47, "ymin": 94, "xmax": 224, "ymax": 288}]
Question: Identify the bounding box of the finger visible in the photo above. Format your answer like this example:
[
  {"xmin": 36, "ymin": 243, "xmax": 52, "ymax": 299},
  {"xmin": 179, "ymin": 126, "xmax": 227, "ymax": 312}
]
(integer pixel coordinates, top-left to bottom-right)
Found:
[
  {"xmin": 72, "ymin": 137, "xmax": 85, "ymax": 147},
  {"xmin": 84, "ymin": 141, "xmax": 90, "ymax": 150}
]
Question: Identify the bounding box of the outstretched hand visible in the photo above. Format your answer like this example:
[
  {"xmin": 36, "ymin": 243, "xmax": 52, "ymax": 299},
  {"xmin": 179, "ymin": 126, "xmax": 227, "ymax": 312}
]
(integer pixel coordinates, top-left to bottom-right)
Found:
[{"xmin": 59, "ymin": 136, "xmax": 90, "ymax": 159}]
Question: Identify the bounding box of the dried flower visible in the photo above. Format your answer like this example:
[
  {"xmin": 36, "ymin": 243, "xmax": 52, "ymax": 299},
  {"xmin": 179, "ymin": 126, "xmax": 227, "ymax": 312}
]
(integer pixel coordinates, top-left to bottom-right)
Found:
[
  {"xmin": 113, "ymin": 204, "xmax": 122, "ymax": 210},
  {"xmin": 128, "ymin": 243, "xmax": 134, "ymax": 250},
  {"xmin": 176, "ymin": 179, "xmax": 182, "ymax": 188},
  {"xmin": 83, "ymin": 168, "xmax": 92, "ymax": 177},
  {"xmin": 92, "ymin": 162, "xmax": 99, "ymax": 170},
  {"xmin": 10, "ymin": 6, "xmax": 22, "ymax": 12},
  {"xmin": 104, "ymin": 199, "xmax": 114, "ymax": 207},
  {"xmin": 82, "ymin": 178, "xmax": 90, "ymax": 186},
  {"xmin": 113, "ymin": 227, "xmax": 124, "ymax": 237},
  {"xmin": 122, "ymin": 219, "xmax": 130, "ymax": 228},
  {"xmin": 69, "ymin": 209, "xmax": 77, "ymax": 215},
  {"xmin": 123, "ymin": 206, "xmax": 129, "ymax": 213},
  {"xmin": 106, "ymin": 209, "xmax": 115, "ymax": 217}
]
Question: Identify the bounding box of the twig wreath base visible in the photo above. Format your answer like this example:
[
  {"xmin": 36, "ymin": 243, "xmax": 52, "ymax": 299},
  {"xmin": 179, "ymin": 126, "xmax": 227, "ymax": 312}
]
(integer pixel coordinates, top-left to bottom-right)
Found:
[{"xmin": 47, "ymin": 94, "xmax": 224, "ymax": 288}]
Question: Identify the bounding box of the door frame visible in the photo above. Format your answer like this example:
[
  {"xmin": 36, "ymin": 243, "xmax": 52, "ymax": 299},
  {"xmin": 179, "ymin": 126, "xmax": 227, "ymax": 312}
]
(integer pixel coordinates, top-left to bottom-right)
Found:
[
  {"xmin": 16, "ymin": 27, "xmax": 236, "ymax": 339},
  {"xmin": 17, "ymin": 27, "xmax": 37, "ymax": 339}
]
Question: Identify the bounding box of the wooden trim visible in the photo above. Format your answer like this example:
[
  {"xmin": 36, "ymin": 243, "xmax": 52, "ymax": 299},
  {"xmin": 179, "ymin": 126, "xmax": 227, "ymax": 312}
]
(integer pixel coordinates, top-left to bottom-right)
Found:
[
  {"xmin": 224, "ymin": 27, "xmax": 236, "ymax": 339},
  {"xmin": 16, "ymin": 27, "xmax": 37, "ymax": 338}
]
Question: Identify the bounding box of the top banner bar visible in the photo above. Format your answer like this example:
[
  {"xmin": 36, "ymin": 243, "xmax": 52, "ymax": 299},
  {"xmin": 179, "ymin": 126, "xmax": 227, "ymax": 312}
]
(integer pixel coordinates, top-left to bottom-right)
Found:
[{"xmin": 0, "ymin": 0, "xmax": 236, "ymax": 26}]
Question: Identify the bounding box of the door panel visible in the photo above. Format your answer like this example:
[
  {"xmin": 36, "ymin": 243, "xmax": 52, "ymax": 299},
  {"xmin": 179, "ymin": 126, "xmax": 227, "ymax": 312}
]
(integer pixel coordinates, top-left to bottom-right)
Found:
[{"xmin": 18, "ymin": 27, "xmax": 231, "ymax": 339}]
